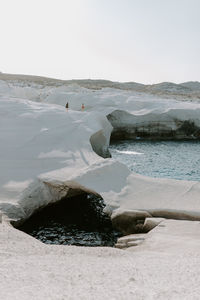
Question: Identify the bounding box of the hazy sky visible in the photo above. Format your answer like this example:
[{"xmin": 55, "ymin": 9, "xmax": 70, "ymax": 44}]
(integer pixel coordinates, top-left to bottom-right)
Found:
[{"xmin": 0, "ymin": 0, "xmax": 199, "ymax": 83}]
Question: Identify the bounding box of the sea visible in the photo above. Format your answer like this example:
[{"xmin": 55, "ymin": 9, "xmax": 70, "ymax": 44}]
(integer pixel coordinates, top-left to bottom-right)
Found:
[{"xmin": 109, "ymin": 140, "xmax": 200, "ymax": 181}]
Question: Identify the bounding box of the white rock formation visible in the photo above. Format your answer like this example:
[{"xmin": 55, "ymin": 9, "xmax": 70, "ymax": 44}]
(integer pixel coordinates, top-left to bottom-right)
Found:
[
  {"xmin": 1, "ymin": 75, "xmax": 200, "ymax": 299},
  {"xmin": 0, "ymin": 97, "xmax": 119, "ymax": 223},
  {"xmin": 115, "ymin": 233, "xmax": 146, "ymax": 249},
  {"xmin": 0, "ymin": 76, "xmax": 200, "ymax": 224},
  {"xmin": 1, "ymin": 75, "xmax": 200, "ymax": 141}
]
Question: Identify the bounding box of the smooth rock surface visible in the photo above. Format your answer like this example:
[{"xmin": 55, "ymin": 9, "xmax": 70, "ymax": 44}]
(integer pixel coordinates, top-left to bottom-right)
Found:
[
  {"xmin": 142, "ymin": 217, "xmax": 165, "ymax": 233},
  {"xmin": 1, "ymin": 219, "xmax": 200, "ymax": 299},
  {"xmin": 1, "ymin": 79, "xmax": 200, "ymax": 224},
  {"xmin": 1, "ymin": 76, "xmax": 200, "ymax": 299},
  {"xmin": 104, "ymin": 173, "xmax": 200, "ymax": 222},
  {"xmin": 115, "ymin": 233, "xmax": 146, "ymax": 249}
]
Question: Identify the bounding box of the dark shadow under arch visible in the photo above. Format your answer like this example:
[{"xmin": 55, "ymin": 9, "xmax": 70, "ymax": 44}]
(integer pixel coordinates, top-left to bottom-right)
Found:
[{"xmin": 18, "ymin": 193, "xmax": 121, "ymax": 247}]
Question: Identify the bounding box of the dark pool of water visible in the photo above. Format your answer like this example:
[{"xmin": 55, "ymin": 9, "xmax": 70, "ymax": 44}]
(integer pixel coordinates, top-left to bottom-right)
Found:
[
  {"xmin": 18, "ymin": 194, "xmax": 121, "ymax": 247},
  {"xmin": 110, "ymin": 140, "xmax": 200, "ymax": 181}
]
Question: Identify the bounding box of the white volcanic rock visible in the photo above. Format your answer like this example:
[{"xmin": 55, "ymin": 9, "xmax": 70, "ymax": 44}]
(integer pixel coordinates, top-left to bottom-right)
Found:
[
  {"xmin": 105, "ymin": 173, "xmax": 200, "ymax": 221},
  {"xmin": 128, "ymin": 219, "xmax": 200, "ymax": 254},
  {"xmin": 1, "ymin": 75, "xmax": 200, "ymax": 299},
  {"xmin": 115, "ymin": 233, "xmax": 146, "ymax": 249},
  {"xmin": 0, "ymin": 90, "xmax": 109, "ymax": 219},
  {"xmin": 1, "ymin": 77, "xmax": 200, "ymax": 224},
  {"xmin": 4, "ymin": 77, "xmax": 200, "ymax": 140},
  {"xmin": 107, "ymin": 105, "xmax": 200, "ymax": 139},
  {"xmin": 2, "ymin": 75, "xmax": 200, "ymax": 141},
  {"xmin": 0, "ymin": 97, "xmax": 132, "ymax": 223}
]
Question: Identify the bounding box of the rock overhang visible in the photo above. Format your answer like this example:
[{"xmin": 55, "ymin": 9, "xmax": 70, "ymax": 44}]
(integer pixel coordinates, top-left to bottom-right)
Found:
[{"xmin": 1, "ymin": 80, "xmax": 200, "ymax": 230}]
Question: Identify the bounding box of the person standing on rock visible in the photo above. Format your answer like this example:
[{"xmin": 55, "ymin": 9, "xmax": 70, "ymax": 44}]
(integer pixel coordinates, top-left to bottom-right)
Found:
[
  {"xmin": 66, "ymin": 102, "xmax": 69, "ymax": 111},
  {"xmin": 81, "ymin": 103, "xmax": 85, "ymax": 111}
]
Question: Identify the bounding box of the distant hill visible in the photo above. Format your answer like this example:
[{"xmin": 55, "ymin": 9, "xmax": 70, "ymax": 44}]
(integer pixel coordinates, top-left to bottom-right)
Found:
[
  {"xmin": 180, "ymin": 81, "xmax": 200, "ymax": 91},
  {"xmin": 147, "ymin": 82, "xmax": 190, "ymax": 93},
  {"xmin": 0, "ymin": 73, "xmax": 199, "ymax": 98}
]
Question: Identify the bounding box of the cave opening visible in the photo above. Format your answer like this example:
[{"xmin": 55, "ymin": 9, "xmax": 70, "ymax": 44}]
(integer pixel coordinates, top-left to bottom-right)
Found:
[{"xmin": 18, "ymin": 193, "xmax": 121, "ymax": 247}]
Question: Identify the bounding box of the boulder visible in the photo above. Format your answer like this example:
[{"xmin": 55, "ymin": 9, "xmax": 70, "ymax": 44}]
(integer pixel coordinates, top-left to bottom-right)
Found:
[{"xmin": 111, "ymin": 209, "xmax": 152, "ymax": 235}]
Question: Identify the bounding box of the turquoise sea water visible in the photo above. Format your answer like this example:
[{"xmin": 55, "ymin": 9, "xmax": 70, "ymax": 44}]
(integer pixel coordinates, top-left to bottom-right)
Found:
[{"xmin": 109, "ymin": 141, "xmax": 200, "ymax": 181}]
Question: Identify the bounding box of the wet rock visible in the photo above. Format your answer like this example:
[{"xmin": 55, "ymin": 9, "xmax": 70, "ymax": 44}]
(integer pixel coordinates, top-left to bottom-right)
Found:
[
  {"xmin": 18, "ymin": 194, "xmax": 121, "ymax": 247},
  {"xmin": 111, "ymin": 209, "xmax": 152, "ymax": 235}
]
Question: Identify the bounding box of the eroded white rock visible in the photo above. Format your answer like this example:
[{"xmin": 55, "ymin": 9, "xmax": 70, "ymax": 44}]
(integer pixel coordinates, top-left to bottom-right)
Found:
[
  {"xmin": 1, "ymin": 77, "xmax": 200, "ymax": 228},
  {"xmin": 115, "ymin": 233, "xmax": 146, "ymax": 249},
  {"xmin": 142, "ymin": 217, "xmax": 165, "ymax": 233}
]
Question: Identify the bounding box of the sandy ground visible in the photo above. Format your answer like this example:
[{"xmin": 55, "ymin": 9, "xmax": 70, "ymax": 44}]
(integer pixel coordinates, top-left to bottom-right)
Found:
[{"xmin": 1, "ymin": 219, "xmax": 200, "ymax": 300}]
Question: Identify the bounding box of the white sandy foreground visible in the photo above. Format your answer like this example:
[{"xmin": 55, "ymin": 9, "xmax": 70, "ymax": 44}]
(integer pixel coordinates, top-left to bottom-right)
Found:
[
  {"xmin": 1, "ymin": 218, "xmax": 200, "ymax": 300},
  {"xmin": 1, "ymin": 76, "xmax": 200, "ymax": 299}
]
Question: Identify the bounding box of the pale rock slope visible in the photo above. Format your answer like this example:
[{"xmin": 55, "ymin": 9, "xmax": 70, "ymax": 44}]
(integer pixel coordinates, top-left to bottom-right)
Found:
[
  {"xmin": 0, "ymin": 75, "xmax": 200, "ymax": 223},
  {"xmin": 1, "ymin": 75, "xmax": 200, "ymax": 299},
  {"xmin": 0, "ymin": 76, "xmax": 200, "ymax": 223},
  {"xmin": 0, "ymin": 97, "xmax": 130, "ymax": 224},
  {"xmin": 1, "ymin": 75, "xmax": 200, "ymax": 141}
]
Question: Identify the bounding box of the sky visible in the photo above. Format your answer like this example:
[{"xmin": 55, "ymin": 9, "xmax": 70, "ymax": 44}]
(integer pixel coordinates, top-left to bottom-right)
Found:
[{"xmin": 0, "ymin": 0, "xmax": 199, "ymax": 84}]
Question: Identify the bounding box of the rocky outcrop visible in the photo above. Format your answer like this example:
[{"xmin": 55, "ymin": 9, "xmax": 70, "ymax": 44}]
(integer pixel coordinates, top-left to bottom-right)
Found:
[
  {"xmin": 108, "ymin": 110, "xmax": 200, "ymax": 140},
  {"xmin": 90, "ymin": 130, "xmax": 111, "ymax": 158},
  {"xmin": 111, "ymin": 209, "xmax": 152, "ymax": 235},
  {"xmin": 111, "ymin": 208, "xmax": 165, "ymax": 236},
  {"xmin": 1, "ymin": 77, "xmax": 200, "ymax": 235}
]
